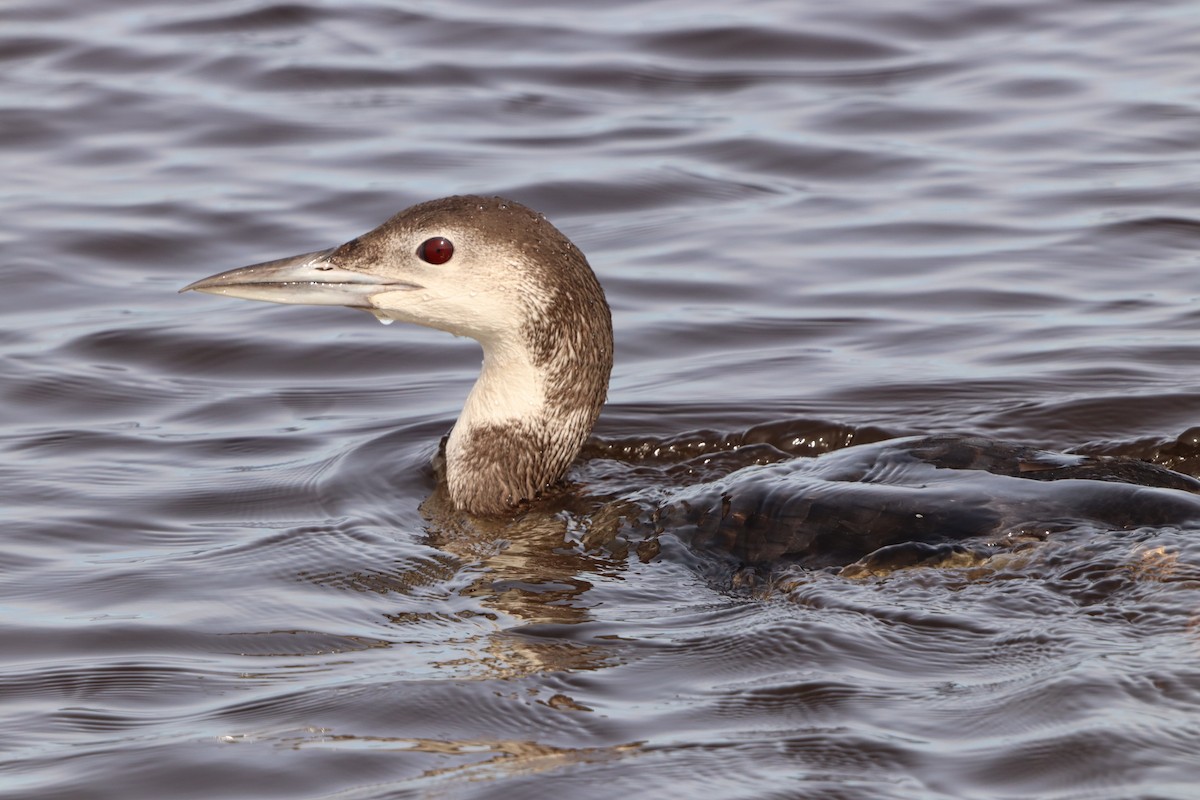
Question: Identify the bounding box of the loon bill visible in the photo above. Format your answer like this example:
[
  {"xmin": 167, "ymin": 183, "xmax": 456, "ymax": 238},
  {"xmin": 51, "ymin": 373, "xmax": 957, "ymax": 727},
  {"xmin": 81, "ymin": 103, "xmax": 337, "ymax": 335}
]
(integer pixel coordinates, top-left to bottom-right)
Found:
[{"xmin": 183, "ymin": 195, "xmax": 1200, "ymax": 566}]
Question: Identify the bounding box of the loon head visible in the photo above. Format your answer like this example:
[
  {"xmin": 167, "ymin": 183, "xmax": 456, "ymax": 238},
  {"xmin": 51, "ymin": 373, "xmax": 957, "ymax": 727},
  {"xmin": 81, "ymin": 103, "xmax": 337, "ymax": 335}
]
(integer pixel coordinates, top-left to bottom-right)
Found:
[{"xmin": 183, "ymin": 195, "xmax": 614, "ymax": 516}]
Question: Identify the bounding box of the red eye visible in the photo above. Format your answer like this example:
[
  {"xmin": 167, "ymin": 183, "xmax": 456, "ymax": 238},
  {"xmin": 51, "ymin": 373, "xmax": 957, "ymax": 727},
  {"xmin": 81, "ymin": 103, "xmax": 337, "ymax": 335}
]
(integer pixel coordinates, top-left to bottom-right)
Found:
[{"xmin": 418, "ymin": 237, "xmax": 454, "ymax": 265}]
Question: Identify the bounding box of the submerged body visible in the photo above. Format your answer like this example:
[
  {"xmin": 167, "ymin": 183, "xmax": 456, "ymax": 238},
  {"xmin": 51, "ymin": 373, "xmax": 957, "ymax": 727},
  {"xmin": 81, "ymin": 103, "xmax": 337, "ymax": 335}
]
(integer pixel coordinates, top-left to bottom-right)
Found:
[
  {"xmin": 184, "ymin": 195, "xmax": 1200, "ymax": 568},
  {"xmin": 653, "ymin": 434, "xmax": 1200, "ymax": 571}
]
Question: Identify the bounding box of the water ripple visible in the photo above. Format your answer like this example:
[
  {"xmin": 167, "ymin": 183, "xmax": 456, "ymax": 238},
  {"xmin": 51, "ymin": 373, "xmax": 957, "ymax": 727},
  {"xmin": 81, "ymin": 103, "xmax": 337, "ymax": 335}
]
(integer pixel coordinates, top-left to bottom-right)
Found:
[{"xmin": 3, "ymin": 0, "xmax": 1200, "ymax": 797}]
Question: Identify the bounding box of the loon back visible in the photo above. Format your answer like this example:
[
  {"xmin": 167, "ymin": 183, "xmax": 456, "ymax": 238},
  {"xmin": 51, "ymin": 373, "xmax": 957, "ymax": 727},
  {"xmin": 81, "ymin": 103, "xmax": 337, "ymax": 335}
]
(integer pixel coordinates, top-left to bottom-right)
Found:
[{"xmin": 654, "ymin": 434, "xmax": 1200, "ymax": 571}]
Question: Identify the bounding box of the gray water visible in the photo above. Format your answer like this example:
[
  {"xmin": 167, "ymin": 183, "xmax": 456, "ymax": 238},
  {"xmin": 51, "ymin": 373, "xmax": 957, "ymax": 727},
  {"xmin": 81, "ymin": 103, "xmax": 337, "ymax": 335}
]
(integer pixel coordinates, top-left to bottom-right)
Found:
[{"xmin": 3, "ymin": 1, "xmax": 1200, "ymax": 798}]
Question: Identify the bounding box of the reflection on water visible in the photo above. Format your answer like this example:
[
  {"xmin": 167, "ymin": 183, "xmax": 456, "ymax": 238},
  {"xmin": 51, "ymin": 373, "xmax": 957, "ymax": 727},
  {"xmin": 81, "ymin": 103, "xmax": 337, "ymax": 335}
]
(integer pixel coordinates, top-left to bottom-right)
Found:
[{"xmin": 3, "ymin": 0, "xmax": 1200, "ymax": 797}]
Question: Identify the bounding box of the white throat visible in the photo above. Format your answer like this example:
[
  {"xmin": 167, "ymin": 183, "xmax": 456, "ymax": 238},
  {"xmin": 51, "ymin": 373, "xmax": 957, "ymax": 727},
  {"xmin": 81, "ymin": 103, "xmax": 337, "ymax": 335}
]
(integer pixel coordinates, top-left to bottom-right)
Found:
[{"xmin": 445, "ymin": 338, "xmax": 547, "ymax": 462}]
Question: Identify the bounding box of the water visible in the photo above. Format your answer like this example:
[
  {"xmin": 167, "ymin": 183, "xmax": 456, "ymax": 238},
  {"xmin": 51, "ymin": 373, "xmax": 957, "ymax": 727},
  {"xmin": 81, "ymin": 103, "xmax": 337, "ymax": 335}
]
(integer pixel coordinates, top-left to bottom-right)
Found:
[{"xmin": 3, "ymin": 0, "xmax": 1200, "ymax": 797}]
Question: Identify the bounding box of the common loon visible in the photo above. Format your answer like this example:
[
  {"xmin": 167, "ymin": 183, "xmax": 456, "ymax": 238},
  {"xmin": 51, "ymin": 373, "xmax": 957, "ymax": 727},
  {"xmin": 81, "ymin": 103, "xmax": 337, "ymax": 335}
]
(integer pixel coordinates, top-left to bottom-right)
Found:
[{"xmin": 183, "ymin": 195, "xmax": 1200, "ymax": 569}]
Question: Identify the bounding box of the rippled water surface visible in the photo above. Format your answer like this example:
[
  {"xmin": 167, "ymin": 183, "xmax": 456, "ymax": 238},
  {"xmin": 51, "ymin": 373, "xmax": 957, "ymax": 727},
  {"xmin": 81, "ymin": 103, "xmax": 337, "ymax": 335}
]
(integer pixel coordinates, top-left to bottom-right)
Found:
[{"xmin": 4, "ymin": 1, "xmax": 1200, "ymax": 797}]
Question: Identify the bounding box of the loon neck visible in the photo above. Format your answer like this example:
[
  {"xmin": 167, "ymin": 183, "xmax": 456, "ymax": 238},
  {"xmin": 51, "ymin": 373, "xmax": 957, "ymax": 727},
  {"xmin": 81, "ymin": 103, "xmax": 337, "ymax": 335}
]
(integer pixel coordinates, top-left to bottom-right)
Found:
[
  {"xmin": 444, "ymin": 322, "xmax": 611, "ymax": 516},
  {"xmin": 444, "ymin": 278, "xmax": 614, "ymax": 515}
]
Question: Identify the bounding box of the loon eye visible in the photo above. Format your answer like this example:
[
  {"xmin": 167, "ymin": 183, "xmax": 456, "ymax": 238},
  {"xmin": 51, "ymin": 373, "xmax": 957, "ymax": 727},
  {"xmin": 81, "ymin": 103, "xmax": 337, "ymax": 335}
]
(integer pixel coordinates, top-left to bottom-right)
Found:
[{"xmin": 418, "ymin": 237, "xmax": 454, "ymax": 265}]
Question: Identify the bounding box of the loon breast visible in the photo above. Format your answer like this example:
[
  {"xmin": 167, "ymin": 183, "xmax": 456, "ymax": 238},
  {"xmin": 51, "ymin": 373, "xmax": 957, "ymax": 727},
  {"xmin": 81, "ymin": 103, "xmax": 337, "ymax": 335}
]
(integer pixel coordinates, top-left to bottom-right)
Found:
[{"xmin": 183, "ymin": 195, "xmax": 1200, "ymax": 570}]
